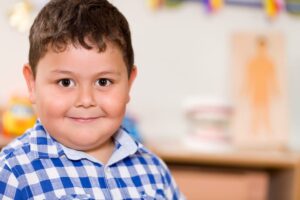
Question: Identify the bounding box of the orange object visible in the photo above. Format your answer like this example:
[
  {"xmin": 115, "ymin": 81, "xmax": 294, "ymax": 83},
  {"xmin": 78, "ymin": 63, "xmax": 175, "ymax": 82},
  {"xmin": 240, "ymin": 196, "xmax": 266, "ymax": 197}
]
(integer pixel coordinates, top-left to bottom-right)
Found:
[
  {"xmin": 2, "ymin": 96, "xmax": 36, "ymax": 137},
  {"xmin": 243, "ymin": 37, "xmax": 280, "ymax": 135}
]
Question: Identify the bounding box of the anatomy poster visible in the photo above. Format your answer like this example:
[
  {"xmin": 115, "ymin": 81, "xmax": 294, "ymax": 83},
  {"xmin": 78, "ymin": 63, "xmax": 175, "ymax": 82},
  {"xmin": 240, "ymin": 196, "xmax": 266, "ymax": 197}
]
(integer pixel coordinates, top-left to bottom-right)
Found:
[{"xmin": 230, "ymin": 32, "xmax": 288, "ymax": 150}]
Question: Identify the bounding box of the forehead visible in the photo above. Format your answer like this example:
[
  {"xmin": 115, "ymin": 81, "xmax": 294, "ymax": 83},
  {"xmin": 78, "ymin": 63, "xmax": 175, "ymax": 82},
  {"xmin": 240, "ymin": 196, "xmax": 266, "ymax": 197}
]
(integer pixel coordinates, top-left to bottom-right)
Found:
[
  {"xmin": 47, "ymin": 39, "xmax": 121, "ymax": 55},
  {"xmin": 45, "ymin": 40, "xmax": 123, "ymax": 60},
  {"xmin": 36, "ymin": 42, "xmax": 127, "ymax": 74}
]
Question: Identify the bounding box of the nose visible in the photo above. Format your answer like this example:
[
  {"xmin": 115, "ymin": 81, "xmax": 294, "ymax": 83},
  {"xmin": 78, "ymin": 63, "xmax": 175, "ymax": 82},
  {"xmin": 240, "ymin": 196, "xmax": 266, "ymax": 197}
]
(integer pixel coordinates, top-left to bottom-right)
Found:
[{"xmin": 75, "ymin": 85, "xmax": 96, "ymax": 108}]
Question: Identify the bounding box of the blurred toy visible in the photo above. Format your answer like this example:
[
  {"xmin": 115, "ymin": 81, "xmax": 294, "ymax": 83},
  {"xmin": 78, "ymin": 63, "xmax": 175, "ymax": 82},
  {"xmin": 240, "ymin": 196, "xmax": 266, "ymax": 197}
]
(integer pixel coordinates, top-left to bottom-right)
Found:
[
  {"xmin": 2, "ymin": 96, "xmax": 36, "ymax": 137},
  {"xmin": 182, "ymin": 96, "xmax": 233, "ymax": 152}
]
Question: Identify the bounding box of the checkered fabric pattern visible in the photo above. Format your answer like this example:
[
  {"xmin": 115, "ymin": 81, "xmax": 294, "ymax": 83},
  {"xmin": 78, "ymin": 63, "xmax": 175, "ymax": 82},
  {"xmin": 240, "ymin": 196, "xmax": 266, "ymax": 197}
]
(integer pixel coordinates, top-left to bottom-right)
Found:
[{"xmin": 0, "ymin": 121, "xmax": 184, "ymax": 199}]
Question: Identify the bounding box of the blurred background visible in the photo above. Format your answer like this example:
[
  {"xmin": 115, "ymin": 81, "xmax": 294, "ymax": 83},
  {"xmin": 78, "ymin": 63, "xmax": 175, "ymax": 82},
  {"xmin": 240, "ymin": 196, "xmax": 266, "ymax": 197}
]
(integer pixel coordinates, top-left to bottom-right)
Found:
[
  {"xmin": 1, "ymin": 0, "xmax": 300, "ymax": 199},
  {"xmin": 2, "ymin": 0, "xmax": 300, "ymax": 148}
]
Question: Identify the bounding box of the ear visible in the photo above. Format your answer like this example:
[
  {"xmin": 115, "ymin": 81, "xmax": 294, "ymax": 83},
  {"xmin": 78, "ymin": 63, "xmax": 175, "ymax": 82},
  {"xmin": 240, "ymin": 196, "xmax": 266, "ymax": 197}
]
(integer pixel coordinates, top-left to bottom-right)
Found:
[
  {"xmin": 23, "ymin": 64, "xmax": 36, "ymax": 104},
  {"xmin": 128, "ymin": 66, "xmax": 137, "ymax": 89},
  {"xmin": 127, "ymin": 66, "xmax": 137, "ymax": 103}
]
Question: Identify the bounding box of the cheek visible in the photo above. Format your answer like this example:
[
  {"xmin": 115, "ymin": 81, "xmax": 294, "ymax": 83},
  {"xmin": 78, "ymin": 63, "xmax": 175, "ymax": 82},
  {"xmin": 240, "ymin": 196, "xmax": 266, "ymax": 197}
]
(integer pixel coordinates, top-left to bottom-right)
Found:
[
  {"xmin": 36, "ymin": 91, "xmax": 71, "ymax": 117},
  {"xmin": 100, "ymin": 91, "xmax": 128, "ymax": 116}
]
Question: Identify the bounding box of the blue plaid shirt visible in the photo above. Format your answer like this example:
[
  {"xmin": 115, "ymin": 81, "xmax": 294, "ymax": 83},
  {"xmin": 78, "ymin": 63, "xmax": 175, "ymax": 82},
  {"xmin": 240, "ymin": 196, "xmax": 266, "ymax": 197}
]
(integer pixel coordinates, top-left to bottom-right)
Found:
[{"xmin": 0, "ymin": 121, "xmax": 184, "ymax": 199}]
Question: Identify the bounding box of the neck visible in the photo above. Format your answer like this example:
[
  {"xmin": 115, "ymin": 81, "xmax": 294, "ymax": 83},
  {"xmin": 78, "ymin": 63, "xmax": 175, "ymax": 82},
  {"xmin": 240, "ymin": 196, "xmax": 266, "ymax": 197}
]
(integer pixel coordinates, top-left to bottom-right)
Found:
[{"xmin": 85, "ymin": 138, "xmax": 115, "ymax": 164}]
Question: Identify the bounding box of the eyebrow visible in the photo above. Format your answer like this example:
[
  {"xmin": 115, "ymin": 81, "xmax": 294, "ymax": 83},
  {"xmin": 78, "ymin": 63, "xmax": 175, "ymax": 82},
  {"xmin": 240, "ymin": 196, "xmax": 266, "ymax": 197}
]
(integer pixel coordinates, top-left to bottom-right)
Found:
[{"xmin": 50, "ymin": 69, "xmax": 121, "ymax": 76}]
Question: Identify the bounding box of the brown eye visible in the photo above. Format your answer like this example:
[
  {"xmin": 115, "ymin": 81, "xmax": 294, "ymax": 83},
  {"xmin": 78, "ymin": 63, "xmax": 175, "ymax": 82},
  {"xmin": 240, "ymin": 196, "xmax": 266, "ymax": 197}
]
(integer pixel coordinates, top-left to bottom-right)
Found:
[
  {"xmin": 58, "ymin": 79, "xmax": 75, "ymax": 87},
  {"xmin": 97, "ymin": 79, "xmax": 112, "ymax": 87}
]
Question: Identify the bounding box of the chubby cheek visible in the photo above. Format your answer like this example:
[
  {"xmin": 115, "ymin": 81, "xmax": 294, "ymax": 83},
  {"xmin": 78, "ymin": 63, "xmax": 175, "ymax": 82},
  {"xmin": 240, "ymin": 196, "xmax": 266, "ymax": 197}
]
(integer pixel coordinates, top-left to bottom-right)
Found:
[
  {"xmin": 100, "ymin": 91, "xmax": 128, "ymax": 118},
  {"xmin": 36, "ymin": 90, "xmax": 71, "ymax": 118}
]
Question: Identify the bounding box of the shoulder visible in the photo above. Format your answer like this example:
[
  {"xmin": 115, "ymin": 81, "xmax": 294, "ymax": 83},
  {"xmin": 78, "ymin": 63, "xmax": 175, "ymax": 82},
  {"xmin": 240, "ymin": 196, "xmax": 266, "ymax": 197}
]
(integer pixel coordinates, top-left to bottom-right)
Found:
[
  {"xmin": 0, "ymin": 140, "xmax": 26, "ymax": 199},
  {"xmin": 0, "ymin": 130, "xmax": 32, "ymax": 168},
  {"xmin": 0, "ymin": 131, "xmax": 31, "ymax": 195}
]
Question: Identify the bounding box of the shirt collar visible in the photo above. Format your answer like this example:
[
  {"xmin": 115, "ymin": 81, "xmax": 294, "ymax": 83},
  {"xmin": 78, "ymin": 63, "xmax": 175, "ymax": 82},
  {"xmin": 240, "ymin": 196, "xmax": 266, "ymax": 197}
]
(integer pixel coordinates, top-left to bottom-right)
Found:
[
  {"xmin": 29, "ymin": 120, "xmax": 140, "ymax": 166},
  {"xmin": 107, "ymin": 128, "xmax": 139, "ymax": 166},
  {"xmin": 61, "ymin": 128, "xmax": 139, "ymax": 166}
]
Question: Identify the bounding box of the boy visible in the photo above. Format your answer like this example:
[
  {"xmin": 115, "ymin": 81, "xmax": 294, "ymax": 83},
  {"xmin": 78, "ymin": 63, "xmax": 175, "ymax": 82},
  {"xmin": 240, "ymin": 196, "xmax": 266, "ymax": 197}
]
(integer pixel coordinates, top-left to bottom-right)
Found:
[{"xmin": 0, "ymin": 0, "xmax": 184, "ymax": 199}]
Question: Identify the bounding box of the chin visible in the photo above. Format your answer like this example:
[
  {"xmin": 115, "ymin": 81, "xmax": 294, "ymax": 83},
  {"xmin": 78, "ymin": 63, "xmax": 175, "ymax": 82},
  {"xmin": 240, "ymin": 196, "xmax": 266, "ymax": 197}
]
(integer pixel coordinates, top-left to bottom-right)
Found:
[
  {"xmin": 64, "ymin": 140, "xmax": 98, "ymax": 151},
  {"xmin": 70, "ymin": 134, "xmax": 111, "ymax": 148}
]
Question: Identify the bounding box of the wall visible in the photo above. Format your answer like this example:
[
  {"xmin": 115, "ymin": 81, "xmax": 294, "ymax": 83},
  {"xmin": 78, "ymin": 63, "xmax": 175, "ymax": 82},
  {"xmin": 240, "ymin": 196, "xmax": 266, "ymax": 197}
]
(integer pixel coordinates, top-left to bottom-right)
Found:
[{"xmin": 1, "ymin": 0, "xmax": 300, "ymax": 149}]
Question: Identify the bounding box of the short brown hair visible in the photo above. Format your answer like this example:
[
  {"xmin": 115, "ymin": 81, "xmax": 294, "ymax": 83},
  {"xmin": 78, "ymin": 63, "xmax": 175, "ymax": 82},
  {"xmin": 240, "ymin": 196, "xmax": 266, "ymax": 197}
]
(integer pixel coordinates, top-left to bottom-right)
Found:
[{"xmin": 29, "ymin": 0, "xmax": 134, "ymax": 77}]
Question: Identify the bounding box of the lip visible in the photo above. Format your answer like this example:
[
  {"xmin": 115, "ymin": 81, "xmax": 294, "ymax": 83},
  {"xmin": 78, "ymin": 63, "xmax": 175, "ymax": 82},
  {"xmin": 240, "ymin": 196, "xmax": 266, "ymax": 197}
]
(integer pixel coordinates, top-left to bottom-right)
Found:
[{"xmin": 67, "ymin": 116, "xmax": 100, "ymax": 123}]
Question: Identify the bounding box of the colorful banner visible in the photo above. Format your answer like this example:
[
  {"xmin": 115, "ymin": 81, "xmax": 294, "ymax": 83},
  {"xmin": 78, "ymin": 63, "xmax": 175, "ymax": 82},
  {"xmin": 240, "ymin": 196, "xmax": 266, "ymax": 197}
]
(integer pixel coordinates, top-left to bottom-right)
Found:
[{"xmin": 147, "ymin": 0, "xmax": 300, "ymax": 17}]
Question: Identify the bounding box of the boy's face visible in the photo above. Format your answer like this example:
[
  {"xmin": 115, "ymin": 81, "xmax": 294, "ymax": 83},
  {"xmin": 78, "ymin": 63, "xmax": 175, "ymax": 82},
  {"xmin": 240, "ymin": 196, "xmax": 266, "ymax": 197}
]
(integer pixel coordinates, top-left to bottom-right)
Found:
[{"xmin": 23, "ymin": 42, "xmax": 136, "ymax": 152}]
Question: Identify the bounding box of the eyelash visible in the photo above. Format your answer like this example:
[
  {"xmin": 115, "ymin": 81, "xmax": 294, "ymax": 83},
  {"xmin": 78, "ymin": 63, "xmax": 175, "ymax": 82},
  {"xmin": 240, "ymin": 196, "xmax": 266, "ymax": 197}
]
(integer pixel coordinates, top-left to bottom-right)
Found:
[
  {"xmin": 96, "ymin": 78, "xmax": 113, "ymax": 87},
  {"xmin": 56, "ymin": 78, "xmax": 113, "ymax": 88},
  {"xmin": 57, "ymin": 79, "xmax": 75, "ymax": 87}
]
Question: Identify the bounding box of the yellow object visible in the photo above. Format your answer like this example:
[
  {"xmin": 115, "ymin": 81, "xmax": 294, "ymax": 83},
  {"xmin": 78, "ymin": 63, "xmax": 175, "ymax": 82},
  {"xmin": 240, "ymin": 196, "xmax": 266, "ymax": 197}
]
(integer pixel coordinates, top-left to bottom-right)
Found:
[
  {"xmin": 211, "ymin": 0, "xmax": 223, "ymax": 11},
  {"xmin": 2, "ymin": 96, "xmax": 36, "ymax": 137},
  {"xmin": 264, "ymin": 0, "xmax": 277, "ymax": 18},
  {"xmin": 147, "ymin": 0, "xmax": 164, "ymax": 10}
]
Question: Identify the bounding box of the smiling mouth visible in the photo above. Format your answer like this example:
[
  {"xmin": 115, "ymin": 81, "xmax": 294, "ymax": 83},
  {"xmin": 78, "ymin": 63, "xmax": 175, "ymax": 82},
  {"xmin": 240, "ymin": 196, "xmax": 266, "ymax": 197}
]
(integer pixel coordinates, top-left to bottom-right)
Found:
[{"xmin": 67, "ymin": 116, "xmax": 100, "ymax": 123}]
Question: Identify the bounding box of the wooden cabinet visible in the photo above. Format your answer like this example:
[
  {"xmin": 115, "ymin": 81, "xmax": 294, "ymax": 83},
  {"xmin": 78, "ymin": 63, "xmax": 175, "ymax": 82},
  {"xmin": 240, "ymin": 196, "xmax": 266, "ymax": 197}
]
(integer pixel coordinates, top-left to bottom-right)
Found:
[{"xmin": 149, "ymin": 144, "xmax": 300, "ymax": 200}]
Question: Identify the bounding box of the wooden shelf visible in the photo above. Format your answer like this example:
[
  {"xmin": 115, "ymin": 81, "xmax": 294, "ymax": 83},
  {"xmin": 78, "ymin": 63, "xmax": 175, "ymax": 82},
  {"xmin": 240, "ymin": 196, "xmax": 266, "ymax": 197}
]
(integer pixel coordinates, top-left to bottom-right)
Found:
[
  {"xmin": 153, "ymin": 146, "xmax": 300, "ymax": 169},
  {"xmin": 148, "ymin": 143, "xmax": 300, "ymax": 200}
]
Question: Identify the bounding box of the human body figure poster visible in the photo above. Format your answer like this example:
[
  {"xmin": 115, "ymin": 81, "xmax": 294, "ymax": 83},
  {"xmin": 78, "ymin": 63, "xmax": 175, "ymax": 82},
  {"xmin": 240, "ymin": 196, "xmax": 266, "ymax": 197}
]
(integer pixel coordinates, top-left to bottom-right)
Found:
[{"xmin": 231, "ymin": 32, "xmax": 288, "ymax": 150}]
